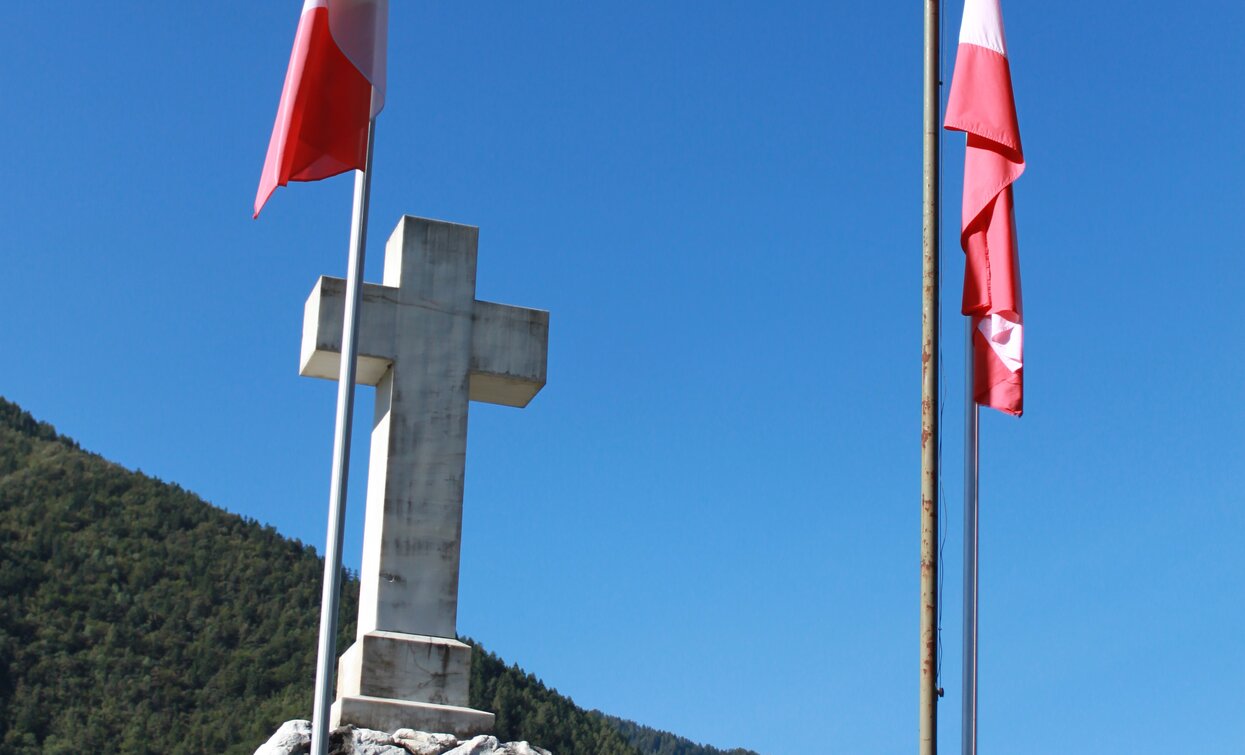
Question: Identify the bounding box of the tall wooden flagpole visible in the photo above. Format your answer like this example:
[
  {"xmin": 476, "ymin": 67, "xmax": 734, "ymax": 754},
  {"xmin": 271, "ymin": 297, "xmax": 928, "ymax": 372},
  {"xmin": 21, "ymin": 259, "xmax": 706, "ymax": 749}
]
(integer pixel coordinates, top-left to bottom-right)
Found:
[
  {"xmin": 919, "ymin": 0, "xmax": 941, "ymax": 752},
  {"xmin": 309, "ymin": 118, "xmax": 378, "ymax": 755}
]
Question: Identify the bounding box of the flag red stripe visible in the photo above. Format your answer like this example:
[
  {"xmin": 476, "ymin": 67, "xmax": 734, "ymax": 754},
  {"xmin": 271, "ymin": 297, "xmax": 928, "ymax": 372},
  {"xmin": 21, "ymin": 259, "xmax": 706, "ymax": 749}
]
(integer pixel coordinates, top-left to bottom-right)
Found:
[
  {"xmin": 945, "ymin": 43, "xmax": 1022, "ymax": 160},
  {"xmin": 961, "ymin": 183, "xmax": 1020, "ymax": 320},
  {"xmin": 254, "ymin": 6, "xmax": 373, "ymax": 217}
]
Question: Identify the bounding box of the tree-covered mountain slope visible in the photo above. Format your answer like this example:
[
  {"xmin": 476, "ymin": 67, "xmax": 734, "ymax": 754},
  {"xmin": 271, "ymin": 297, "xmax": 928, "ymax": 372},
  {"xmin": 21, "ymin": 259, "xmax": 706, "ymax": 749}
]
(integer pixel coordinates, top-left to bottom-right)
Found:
[
  {"xmin": 0, "ymin": 398, "xmax": 357, "ymax": 754},
  {"xmin": 0, "ymin": 398, "xmax": 755, "ymax": 755}
]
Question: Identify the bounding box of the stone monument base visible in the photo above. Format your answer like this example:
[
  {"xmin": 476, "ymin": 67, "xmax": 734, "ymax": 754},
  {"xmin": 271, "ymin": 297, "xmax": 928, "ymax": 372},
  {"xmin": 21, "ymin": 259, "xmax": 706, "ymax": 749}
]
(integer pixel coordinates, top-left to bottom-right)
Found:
[
  {"xmin": 331, "ymin": 631, "xmax": 495, "ymax": 736},
  {"xmin": 330, "ymin": 695, "xmax": 494, "ymax": 736}
]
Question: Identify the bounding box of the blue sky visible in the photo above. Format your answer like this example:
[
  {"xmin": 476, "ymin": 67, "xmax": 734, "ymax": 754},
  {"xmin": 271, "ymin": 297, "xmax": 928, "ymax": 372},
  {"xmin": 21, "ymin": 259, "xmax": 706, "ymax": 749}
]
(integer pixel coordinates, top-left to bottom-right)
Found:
[{"xmin": 3, "ymin": 2, "xmax": 1244, "ymax": 753}]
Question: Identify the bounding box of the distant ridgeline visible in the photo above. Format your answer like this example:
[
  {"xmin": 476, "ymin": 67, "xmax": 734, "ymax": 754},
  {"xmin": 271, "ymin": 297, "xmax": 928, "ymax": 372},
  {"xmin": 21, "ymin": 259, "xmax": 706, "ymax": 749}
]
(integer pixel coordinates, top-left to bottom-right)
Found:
[{"xmin": 0, "ymin": 398, "xmax": 757, "ymax": 755}]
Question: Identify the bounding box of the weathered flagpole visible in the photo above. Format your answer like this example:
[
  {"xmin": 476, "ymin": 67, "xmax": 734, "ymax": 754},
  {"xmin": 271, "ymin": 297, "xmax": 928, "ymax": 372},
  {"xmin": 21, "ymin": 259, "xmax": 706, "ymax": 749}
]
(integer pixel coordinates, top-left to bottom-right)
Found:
[
  {"xmin": 920, "ymin": 0, "xmax": 941, "ymax": 752},
  {"xmin": 309, "ymin": 118, "xmax": 378, "ymax": 755},
  {"xmin": 962, "ymin": 323, "xmax": 979, "ymax": 755}
]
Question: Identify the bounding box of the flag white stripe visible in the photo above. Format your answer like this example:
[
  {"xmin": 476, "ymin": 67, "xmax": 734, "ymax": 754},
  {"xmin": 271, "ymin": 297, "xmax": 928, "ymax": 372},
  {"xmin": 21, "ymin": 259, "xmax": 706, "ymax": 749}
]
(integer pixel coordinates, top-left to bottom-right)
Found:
[
  {"xmin": 959, "ymin": 0, "xmax": 1008, "ymax": 57},
  {"xmin": 977, "ymin": 313, "xmax": 1022, "ymax": 373},
  {"xmin": 327, "ymin": 0, "xmax": 388, "ymax": 115}
]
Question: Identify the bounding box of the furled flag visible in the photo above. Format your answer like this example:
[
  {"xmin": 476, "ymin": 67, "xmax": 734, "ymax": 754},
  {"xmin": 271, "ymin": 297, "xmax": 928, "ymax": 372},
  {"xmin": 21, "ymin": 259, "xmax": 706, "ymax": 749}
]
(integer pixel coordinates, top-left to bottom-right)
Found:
[
  {"xmin": 255, "ymin": 0, "xmax": 389, "ymax": 218},
  {"xmin": 944, "ymin": 0, "xmax": 1025, "ymax": 415}
]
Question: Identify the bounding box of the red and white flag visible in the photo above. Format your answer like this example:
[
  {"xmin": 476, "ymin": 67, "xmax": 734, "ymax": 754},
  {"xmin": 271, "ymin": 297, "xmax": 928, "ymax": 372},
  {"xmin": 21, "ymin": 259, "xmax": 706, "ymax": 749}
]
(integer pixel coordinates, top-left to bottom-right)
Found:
[
  {"xmin": 255, "ymin": 0, "xmax": 388, "ymax": 217},
  {"xmin": 945, "ymin": 0, "xmax": 1025, "ymax": 415}
]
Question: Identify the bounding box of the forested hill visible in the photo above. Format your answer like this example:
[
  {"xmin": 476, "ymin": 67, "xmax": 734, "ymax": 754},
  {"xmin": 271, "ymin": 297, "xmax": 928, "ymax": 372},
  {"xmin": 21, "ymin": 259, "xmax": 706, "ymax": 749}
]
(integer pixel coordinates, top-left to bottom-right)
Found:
[{"xmin": 0, "ymin": 398, "xmax": 757, "ymax": 755}]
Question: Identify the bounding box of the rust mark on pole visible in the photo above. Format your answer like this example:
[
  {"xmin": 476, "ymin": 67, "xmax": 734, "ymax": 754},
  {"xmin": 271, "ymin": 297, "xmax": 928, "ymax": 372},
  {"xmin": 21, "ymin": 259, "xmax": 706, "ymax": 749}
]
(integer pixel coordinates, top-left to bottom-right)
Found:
[{"xmin": 919, "ymin": 0, "xmax": 941, "ymax": 753}]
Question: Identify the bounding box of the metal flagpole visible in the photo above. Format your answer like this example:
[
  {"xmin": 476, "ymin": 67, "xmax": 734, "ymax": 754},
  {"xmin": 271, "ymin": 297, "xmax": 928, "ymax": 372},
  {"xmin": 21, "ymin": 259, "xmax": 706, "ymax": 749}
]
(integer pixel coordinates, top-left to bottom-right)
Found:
[
  {"xmin": 962, "ymin": 320, "xmax": 979, "ymax": 755},
  {"xmin": 920, "ymin": 0, "xmax": 941, "ymax": 751},
  {"xmin": 309, "ymin": 117, "xmax": 378, "ymax": 755}
]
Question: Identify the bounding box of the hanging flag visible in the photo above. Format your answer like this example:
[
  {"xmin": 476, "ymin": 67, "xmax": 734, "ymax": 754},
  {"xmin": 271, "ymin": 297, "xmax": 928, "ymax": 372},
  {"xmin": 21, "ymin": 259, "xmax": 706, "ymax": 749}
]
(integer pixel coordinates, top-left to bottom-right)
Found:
[
  {"xmin": 945, "ymin": 0, "xmax": 1025, "ymax": 415},
  {"xmin": 255, "ymin": 0, "xmax": 389, "ymax": 218}
]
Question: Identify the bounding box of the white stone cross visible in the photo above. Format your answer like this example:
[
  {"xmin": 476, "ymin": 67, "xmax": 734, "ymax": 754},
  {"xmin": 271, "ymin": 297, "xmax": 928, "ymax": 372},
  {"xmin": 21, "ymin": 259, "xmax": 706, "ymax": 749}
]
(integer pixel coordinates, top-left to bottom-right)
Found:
[{"xmin": 299, "ymin": 216, "xmax": 548, "ymax": 735}]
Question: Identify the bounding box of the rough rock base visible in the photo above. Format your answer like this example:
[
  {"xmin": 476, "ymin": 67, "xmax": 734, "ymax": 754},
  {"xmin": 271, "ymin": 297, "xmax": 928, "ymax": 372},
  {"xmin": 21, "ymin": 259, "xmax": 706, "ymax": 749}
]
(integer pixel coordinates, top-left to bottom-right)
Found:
[{"xmin": 254, "ymin": 720, "xmax": 551, "ymax": 755}]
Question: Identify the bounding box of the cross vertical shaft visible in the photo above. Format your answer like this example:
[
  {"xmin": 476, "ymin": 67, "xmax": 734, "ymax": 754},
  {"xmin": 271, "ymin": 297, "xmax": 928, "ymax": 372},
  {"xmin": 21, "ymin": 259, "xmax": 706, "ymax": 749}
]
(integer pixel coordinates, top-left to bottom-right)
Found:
[{"xmin": 358, "ymin": 220, "xmax": 479, "ymax": 639}]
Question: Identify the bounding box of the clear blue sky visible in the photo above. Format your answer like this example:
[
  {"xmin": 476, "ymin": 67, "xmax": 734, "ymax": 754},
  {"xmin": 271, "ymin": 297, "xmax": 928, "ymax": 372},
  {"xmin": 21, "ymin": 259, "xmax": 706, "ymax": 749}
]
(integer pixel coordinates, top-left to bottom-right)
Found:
[{"xmin": 3, "ymin": 3, "xmax": 1244, "ymax": 753}]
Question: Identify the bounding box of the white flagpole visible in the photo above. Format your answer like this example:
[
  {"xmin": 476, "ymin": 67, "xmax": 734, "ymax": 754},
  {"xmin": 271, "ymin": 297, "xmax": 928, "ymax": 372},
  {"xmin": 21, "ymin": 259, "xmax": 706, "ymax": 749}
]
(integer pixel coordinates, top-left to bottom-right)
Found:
[
  {"xmin": 309, "ymin": 117, "xmax": 377, "ymax": 755},
  {"xmin": 962, "ymin": 318, "xmax": 980, "ymax": 755}
]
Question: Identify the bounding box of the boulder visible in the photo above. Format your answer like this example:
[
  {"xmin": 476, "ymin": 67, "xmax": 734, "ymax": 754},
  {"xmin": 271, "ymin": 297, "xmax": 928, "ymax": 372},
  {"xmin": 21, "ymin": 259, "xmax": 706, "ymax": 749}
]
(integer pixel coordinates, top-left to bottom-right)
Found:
[
  {"xmin": 348, "ymin": 725, "xmax": 410, "ymax": 755},
  {"xmin": 443, "ymin": 735, "xmax": 500, "ymax": 755},
  {"xmin": 255, "ymin": 720, "xmax": 311, "ymax": 755},
  {"xmin": 392, "ymin": 730, "xmax": 460, "ymax": 755}
]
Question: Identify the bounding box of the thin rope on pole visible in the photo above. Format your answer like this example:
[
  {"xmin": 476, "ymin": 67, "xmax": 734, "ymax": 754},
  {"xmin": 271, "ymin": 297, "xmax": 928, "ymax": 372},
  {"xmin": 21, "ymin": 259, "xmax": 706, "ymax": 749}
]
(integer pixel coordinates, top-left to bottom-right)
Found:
[{"xmin": 935, "ymin": 0, "xmax": 948, "ymax": 697}]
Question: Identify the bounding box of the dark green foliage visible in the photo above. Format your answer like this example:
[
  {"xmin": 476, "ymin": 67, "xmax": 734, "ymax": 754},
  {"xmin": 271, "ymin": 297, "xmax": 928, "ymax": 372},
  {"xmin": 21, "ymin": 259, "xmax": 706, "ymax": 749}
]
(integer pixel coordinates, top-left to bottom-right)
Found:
[
  {"xmin": 466, "ymin": 641, "xmax": 640, "ymax": 755},
  {"xmin": 0, "ymin": 397, "xmax": 755, "ymax": 755},
  {"xmin": 464, "ymin": 643, "xmax": 758, "ymax": 755},
  {"xmin": 0, "ymin": 398, "xmax": 357, "ymax": 755},
  {"xmin": 591, "ymin": 714, "xmax": 758, "ymax": 755}
]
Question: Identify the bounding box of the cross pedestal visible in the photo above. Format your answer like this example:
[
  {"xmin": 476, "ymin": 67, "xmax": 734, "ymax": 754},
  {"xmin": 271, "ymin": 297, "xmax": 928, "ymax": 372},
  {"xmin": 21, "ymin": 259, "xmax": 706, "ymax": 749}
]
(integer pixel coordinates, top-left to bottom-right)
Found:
[{"xmin": 299, "ymin": 216, "xmax": 549, "ymax": 735}]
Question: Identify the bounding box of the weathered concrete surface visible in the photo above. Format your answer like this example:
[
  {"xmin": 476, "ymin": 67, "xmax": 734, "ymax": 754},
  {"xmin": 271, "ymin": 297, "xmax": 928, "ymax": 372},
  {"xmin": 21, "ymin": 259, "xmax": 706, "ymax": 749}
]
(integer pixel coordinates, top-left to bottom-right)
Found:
[
  {"xmin": 336, "ymin": 632, "xmax": 472, "ymax": 705},
  {"xmin": 329, "ymin": 697, "xmax": 495, "ymax": 740},
  {"xmin": 300, "ymin": 216, "xmax": 548, "ymax": 735}
]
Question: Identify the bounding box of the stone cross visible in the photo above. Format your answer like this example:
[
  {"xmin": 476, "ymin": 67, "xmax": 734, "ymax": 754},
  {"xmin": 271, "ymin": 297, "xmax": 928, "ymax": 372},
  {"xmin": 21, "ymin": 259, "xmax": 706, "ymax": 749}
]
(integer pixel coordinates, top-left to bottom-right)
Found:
[{"xmin": 299, "ymin": 216, "xmax": 548, "ymax": 735}]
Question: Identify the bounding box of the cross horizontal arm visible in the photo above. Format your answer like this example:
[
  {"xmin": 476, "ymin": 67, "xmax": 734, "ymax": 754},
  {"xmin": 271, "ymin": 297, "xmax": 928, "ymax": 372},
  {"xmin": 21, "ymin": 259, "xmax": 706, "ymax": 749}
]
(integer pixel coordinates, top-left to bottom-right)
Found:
[
  {"xmin": 469, "ymin": 301, "xmax": 549, "ymax": 408},
  {"xmin": 301, "ymin": 276, "xmax": 550, "ymax": 408},
  {"xmin": 301, "ymin": 276, "xmax": 397, "ymax": 385}
]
